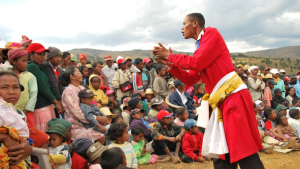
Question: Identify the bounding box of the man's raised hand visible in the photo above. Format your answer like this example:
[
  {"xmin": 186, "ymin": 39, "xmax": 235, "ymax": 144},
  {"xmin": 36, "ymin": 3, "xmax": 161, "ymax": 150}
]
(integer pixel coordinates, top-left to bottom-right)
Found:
[{"xmin": 151, "ymin": 42, "xmax": 172, "ymax": 65}]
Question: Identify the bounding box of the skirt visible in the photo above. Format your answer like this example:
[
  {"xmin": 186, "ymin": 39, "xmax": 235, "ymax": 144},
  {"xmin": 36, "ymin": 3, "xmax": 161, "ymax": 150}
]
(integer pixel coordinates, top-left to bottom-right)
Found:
[{"xmin": 33, "ymin": 105, "xmax": 56, "ymax": 132}]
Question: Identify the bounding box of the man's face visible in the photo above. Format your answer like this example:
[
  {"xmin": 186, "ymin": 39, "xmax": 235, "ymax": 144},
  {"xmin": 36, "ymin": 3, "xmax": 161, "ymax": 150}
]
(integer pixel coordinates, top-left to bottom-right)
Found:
[
  {"xmin": 136, "ymin": 62, "xmax": 144, "ymax": 71},
  {"xmin": 105, "ymin": 60, "xmax": 113, "ymax": 67},
  {"xmin": 126, "ymin": 60, "xmax": 132, "ymax": 67},
  {"xmin": 181, "ymin": 16, "xmax": 195, "ymax": 39}
]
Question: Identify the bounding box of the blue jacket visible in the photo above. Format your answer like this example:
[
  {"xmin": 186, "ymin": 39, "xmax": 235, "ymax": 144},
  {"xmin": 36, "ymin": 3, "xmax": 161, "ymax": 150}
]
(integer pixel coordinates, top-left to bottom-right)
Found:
[{"xmin": 169, "ymin": 90, "xmax": 195, "ymax": 116}]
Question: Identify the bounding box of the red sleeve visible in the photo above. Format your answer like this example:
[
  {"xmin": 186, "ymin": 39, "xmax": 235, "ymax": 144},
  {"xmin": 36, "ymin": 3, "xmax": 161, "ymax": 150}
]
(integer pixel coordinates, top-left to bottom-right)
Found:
[
  {"xmin": 72, "ymin": 152, "xmax": 89, "ymax": 169},
  {"xmin": 168, "ymin": 28, "xmax": 221, "ymax": 72},
  {"xmin": 265, "ymin": 120, "xmax": 272, "ymax": 131},
  {"xmin": 169, "ymin": 67, "xmax": 201, "ymax": 87},
  {"xmin": 181, "ymin": 133, "xmax": 199, "ymax": 161},
  {"xmin": 197, "ymin": 132, "xmax": 204, "ymax": 158}
]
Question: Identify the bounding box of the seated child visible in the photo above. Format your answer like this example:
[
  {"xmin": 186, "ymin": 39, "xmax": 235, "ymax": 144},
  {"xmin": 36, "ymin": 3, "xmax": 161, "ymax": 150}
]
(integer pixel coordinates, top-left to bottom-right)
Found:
[
  {"xmin": 100, "ymin": 147, "xmax": 127, "ymax": 169},
  {"xmin": 89, "ymin": 75, "xmax": 108, "ymax": 107},
  {"xmin": 47, "ymin": 124, "xmax": 72, "ymax": 169},
  {"xmin": 151, "ymin": 110, "xmax": 186, "ymax": 164},
  {"xmin": 112, "ymin": 115, "xmax": 124, "ymax": 124},
  {"xmin": 190, "ymin": 83, "xmax": 204, "ymax": 107},
  {"xmin": 140, "ymin": 108, "xmax": 155, "ymax": 129},
  {"xmin": 79, "ymin": 89, "xmax": 108, "ymax": 133},
  {"xmin": 107, "ymin": 122, "xmax": 137, "ymax": 168},
  {"xmin": 106, "ymin": 90, "xmax": 122, "ymax": 116},
  {"xmin": 271, "ymin": 88, "xmax": 288, "ymax": 109},
  {"xmin": 72, "ymin": 137, "xmax": 94, "ymax": 169},
  {"xmin": 121, "ymin": 97, "xmax": 132, "ymax": 126},
  {"xmin": 100, "ymin": 107, "xmax": 117, "ymax": 130},
  {"xmin": 148, "ymin": 97, "xmax": 164, "ymax": 120},
  {"xmin": 47, "ymin": 118, "xmax": 72, "ymax": 145},
  {"xmin": 288, "ymin": 109, "xmax": 300, "ymax": 138},
  {"xmin": 129, "ymin": 109, "xmax": 152, "ymax": 141},
  {"xmin": 86, "ymin": 142, "xmax": 108, "ymax": 169},
  {"xmin": 276, "ymin": 105, "xmax": 287, "ymax": 116},
  {"xmin": 174, "ymin": 107, "xmax": 188, "ymax": 126},
  {"xmin": 276, "ymin": 114, "xmax": 298, "ymax": 142},
  {"xmin": 181, "ymin": 119, "xmax": 205, "ymax": 163},
  {"xmin": 133, "ymin": 93, "xmax": 149, "ymax": 114},
  {"xmin": 144, "ymin": 88, "xmax": 155, "ymax": 113},
  {"xmin": 131, "ymin": 126, "xmax": 168, "ymax": 164}
]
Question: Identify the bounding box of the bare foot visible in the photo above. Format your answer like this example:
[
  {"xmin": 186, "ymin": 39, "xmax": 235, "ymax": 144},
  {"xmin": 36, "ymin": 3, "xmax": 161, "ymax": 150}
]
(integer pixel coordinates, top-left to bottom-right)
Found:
[
  {"xmin": 156, "ymin": 155, "xmax": 171, "ymax": 163},
  {"xmin": 170, "ymin": 154, "xmax": 181, "ymax": 164}
]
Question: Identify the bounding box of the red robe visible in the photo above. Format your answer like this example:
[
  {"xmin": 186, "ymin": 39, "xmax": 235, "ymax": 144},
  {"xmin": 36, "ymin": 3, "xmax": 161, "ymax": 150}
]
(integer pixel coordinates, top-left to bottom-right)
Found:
[{"xmin": 168, "ymin": 27, "xmax": 262, "ymax": 163}]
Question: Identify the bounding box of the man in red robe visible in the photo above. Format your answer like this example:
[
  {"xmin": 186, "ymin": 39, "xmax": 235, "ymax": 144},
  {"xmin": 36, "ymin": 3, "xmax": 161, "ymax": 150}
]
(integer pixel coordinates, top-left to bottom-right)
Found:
[{"xmin": 152, "ymin": 13, "xmax": 264, "ymax": 169}]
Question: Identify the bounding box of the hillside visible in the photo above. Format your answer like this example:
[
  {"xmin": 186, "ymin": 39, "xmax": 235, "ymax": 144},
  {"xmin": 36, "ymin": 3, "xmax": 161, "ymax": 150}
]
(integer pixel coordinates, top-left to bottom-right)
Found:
[{"xmin": 244, "ymin": 46, "xmax": 300, "ymax": 58}]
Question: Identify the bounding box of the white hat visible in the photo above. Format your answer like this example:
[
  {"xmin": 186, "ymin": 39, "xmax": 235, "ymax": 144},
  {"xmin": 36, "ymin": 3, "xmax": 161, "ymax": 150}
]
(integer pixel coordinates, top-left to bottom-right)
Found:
[
  {"xmin": 279, "ymin": 69, "xmax": 286, "ymax": 73},
  {"xmin": 255, "ymin": 100, "xmax": 264, "ymax": 109},
  {"xmin": 270, "ymin": 69, "xmax": 279, "ymax": 74}
]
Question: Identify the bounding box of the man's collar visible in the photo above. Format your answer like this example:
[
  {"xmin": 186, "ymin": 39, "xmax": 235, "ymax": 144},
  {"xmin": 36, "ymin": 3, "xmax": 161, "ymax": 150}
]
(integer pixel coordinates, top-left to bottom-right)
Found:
[
  {"xmin": 197, "ymin": 29, "xmax": 204, "ymax": 41},
  {"xmin": 176, "ymin": 88, "xmax": 184, "ymax": 95}
]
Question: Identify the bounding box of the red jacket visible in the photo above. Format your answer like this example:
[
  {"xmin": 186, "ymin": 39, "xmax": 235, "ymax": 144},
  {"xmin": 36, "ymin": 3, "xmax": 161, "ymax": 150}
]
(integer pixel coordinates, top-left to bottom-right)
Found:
[{"xmin": 181, "ymin": 131, "xmax": 204, "ymax": 161}]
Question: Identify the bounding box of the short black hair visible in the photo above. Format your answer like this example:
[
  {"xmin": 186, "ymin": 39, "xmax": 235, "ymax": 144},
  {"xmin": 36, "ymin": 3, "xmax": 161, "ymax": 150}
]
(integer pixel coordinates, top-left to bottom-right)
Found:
[
  {"xmin": 62, "ymin": 52, "xmax": 70, "ymax": 59},
  {"xmin": 292, "ymin": 98, "xmax": 299, "ymax": 106},
  {"xmin": 239, "ymin": 75, "xmax": 248, "ymax": 81},
  {"xmin": 264, "ymin": 108, "xmax": 274, "ymax": 122},
  {"xmin": 131, "ymin": 126, "xmax": 144, "ymax": 135},
  {"xmin": 59, "ymin": 67, "xmax": 77, "ymax": 86},
  {"xmin": 107, "ymin": 122, "xmax": 128, "ymax": 141},
  {"xmin": 0, "ymin": 71, "xmax": 24, "ymax": 91},
  {"xmin": 135, "ymin": 58, "xmax": 143, "ymax": 65},
  {"xmin": 276, "ymin": 113, "xmax": 285, "ymax": 124},
  {"xmin": 112, "ymin": 114, "xmax": 123, "ymax": 124},
  {"xmin": 289, "ymin": 109, "xmax": 300, "ymax": 118},
  {"xmin": 187, "ymin": 13, "xmax": 205, "ymax": 28},
  {"xmin": 262, "ymin": 78, "xmax": 269, "ymax": 83},
  {"xmin": 90, "ymin": 76, "xmax": 100, "ymax": 84},
  {"xmin": 132, "ymin": 93, "xmax": 142, "ymax": 97},
  {"xmin": 92, "ymin": 61, "xmax": 103, "ymax": 68},
  {"xmin": 100, "ymin": 147, "xmax": 124, "ymax": 169},
  {"xmin": 165, "ymin": 108, "xmax": 173, "ymax": 113},
  {"xmin": 175, "ymin": 107, "xmax": 187, "ymax": 117},
  {"xmin": 156, "ymin": 64, "xmax": 165, "ymax": 74},
  {"xmin": 78, "ymin": 65, "xmax": 87, "ymax": 74}
]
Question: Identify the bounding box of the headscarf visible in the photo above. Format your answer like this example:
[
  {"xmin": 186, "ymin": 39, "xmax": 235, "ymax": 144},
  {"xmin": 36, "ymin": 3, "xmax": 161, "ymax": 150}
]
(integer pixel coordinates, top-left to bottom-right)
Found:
[
  {"xmin": 7, "ymin": 48, "xmax": 28, "ymax": 64},
  {"xmin": 248, "ymin": 66, "xmax": 258, "ymax": 74},
  {"xmin": 20, "ymin": 35, "xmax": 32, "ymax": 46}
]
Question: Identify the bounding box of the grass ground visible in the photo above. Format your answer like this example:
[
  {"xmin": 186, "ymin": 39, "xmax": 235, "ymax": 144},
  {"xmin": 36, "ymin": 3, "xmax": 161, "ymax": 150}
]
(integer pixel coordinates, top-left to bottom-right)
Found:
[{"xmin": 138, "ymin": 151, "xmax": 300, "ymax": 169}]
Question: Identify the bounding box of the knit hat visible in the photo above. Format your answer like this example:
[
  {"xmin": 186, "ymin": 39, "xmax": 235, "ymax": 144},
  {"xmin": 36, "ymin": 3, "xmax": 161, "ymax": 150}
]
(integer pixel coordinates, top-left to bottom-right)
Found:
[
  {"xmin": 47, "ymin": 118, "xmax": 72, "ymax": 129},
  {"xmin": 29, "ymin": 127, "xmax": 49, "ymax": 147},
  {"xmin": 289, "ymin": 74, "xmax": 296, "ymax": 79},
  {"xmin": 259, "ymin": 66, "xmax": 265, "ymax": 71},
  {"xmin": 268, "ymin": 80, "xmax": 277, "ymax": 85},
  {"xmin": 100, "ymin": 107, "xmax": 117, "ymax": 118},
  {"xmin": 7, "ymin": 48, "xmax": 27, "ymax": 64},
  {"xmin": 46, "ymin": 124, "xmax": 66, "ymax": 138},
  {"xmin": 79, "ymin": 53, "xmax": 87, "ymax": 61},
  {"xmin": 157, "ymin": 110, "xmax": 173, "ymax": 120},
  {"xmin": 276, "ymin": 105, "xmax": 287, "ymax": 112},
  {"xmin": 279, "ymin": 74, "xmax": 285, "ymax": 81},
  {"xmin": 128, "ymin": 97, "xmax": 141, "ymax": 110},
  {"xmin": 46, "ymin": 46, "xmax": 62, "ymax": 60},
  {"xmin": 132, "ymin": 93, "xmax": 142, "ymax": 98},
  {"xmin": 86, "ymin": 142, "xmax": 108, "ymax": 162},
  {"xmin": 20, "ymin": 35, "xmax": 32, "ymax": 46},
  {"xmin": 104, "ymin": 55, "xmax": 113, "ymax": 61},
  {"xmin": 72, "ymin": 137, "xmax": 94, "ymax": 159},
  {"xmin": 184, "ymin": 119, "xmax": 197, "ymax": 131}
]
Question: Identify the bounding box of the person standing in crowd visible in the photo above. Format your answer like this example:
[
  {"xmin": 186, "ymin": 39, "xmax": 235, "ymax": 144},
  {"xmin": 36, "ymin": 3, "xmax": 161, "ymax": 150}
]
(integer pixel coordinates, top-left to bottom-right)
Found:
[
  {"xmin": 131, "ymin": 58, "xmax": 146, "ymax": 94},
  {"xmin": 143, "ymin": 57, "xmax": 155, "ymax": 89},
  {"xmin": 169, "ymin": 79, "xmax": 196, "ymax": 118},
  {"xmin": 92, "ymin": 61, "xmax": 109, "ymax": 88},
  {"xmin": 59, "ymin": 52, "xmax": 71, "ymax": 72},
  {"xmin": 153, "ymin": 64, "xmax": 171, "ymax": 100},
  {"xmin": 41, "ymin": 47, "xmax": 65, "ymax": 115},
  {"xmin": 19, "ymin": 35, "xmax": 32, "ymax": 51},
  {"xmin": 258, "ymin": 66, "xmax": 270, "ymax": 78},
  {"xmin": 27, "ymin": 43, "xmax": 63, "ymax": 132},
  {"xmin": 112, "ymin": 57, "xmax": 132, "ymax": 103},
  {"xmin": 125, "ymin": 56, "xmax": 133, "ymax": 70},
  {"xmin": 247, "ymin": 66, "xmax": 265, "ymax": 102},
  {"xmin": 102, "ymin": 55, "xmax": 118, "ymax": 91},
  {"xmin": 70, "ymin": 54, "xmax": 78, "ymax": 67},
  {"xmin": 286, "ymin": 87, "xmax": 298, "ymax": 107},
  {"xmin": 271, "ymin": 69, "xmax": 285, "ymax": 97},
  {"xmin": 289, "ymin": 74, "xmax": 297, "ymax": 88},
  {"xmin": 8, "ymin": 48, "xmax": 38, "ymax": 128},
  {"xmin": 78, "ymin": 53, "xmax": 87, "ymax": 66},
  {"xmin": 60, "ymin": 67, "xmax": 108, "ymax": 144},
  {"xmin": 152, "ymin": 13, "xmax": 264, "ymax": 168}
]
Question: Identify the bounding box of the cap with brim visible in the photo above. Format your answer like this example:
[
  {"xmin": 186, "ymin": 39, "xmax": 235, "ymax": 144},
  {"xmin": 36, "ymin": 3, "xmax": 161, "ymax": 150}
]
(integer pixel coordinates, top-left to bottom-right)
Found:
[
  {"xmin": 27, "ymin": 43, "xmax": 50, "ymax": 53},
  {"xmin": 157, "ymin": 110, "xmax": 173, "ymax": 120},
  {"xmin": 125, "ymin": 56, "xmax": 132, "ymax": 61},
  {"xmin": 46, "ymin": 124, "xmax": 66, "ymax": 138},
  {"xmin": 270, "ymin": 69, "xmax": 279, "ymax": 74},
  {"xmin": 145, "ymin": 88, "xmax": 155, "ymax": 95},
  {"xmin": 266, "ymin": 74, "xmax": 273, "ymax": 79},
  {"xmin": 105, "ymin": 90, "xmax": 115, "ymax": 95},
  {"xmin": 279, "ymin": 69, "xmax": 286, "ymax": 73},
  {"xmin": 87, "ymin": 142, "xmax": 108, "ymax": 162},
  {"xmin": 150, "ymin": 98, "xmax": 164, "ymax": 106},
  {"xmin": 274, "ymin": 88, "xmax": 283, "ymax": 93},
  {"xmin": 100, "ymin": 107, "xmax": 117, "ymax": 118},
  {"xmin": 78, "ymin": 89, "xmax": 96, "ymax": 98},
  {"xmin": 276, "ymin": 105, "xmax": 287, "ymax": 112},
  {"xmin": 70, "ymin": 54, "xmax": 77, "ymax": 61},
  {"xmin": 117, "ymin": 58, "xmax": 126, "ymax": 65},
  {"xmin": 268, "ymin": 80, "xmax": 277, "ymax": 85},
  {"xmin": 86, "ymin": 64, "xmax": 92, "ymax": 69},
  {"xmin": 265, "ymin": 66, "xmax": 270, "ymax": 71},
  {"xmin": 184, "ymin": 119, "xmax": 197, "ymax": 131},
  {"xmin": 255, "ymin": 100, "xmax": 263, "ymax": 109}
]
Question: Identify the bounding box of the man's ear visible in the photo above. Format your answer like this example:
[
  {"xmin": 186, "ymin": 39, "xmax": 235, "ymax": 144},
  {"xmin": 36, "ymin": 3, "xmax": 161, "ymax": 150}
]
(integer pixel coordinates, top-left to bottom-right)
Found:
[{"xmin": 193, "ymin": 20, "xmax": 198, "ymax": 27}]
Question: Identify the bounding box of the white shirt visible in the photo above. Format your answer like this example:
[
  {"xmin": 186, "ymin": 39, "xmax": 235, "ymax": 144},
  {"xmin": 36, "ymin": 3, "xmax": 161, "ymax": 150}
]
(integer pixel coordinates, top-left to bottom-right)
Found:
[
  {"xmin": 195, "ymin": 30, "xmax": 204, "ymax": 51},
  {"xmin": 101, "ymin": 64, "xmax": 118, "ymax": 90},
  {"xmin": 287, "ymin": 118, "xmax": 300, "ymax": 138},
  {"xmin": 176, "ymin": 89, "xmax": 188, "ymax": 106}
]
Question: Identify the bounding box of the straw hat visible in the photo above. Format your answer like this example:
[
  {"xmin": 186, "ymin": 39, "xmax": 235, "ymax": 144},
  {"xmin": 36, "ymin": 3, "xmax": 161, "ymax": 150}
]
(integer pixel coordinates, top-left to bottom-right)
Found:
[{"xmin": 144, "ymin": 88, "xmax": 155, "ymax": 95}]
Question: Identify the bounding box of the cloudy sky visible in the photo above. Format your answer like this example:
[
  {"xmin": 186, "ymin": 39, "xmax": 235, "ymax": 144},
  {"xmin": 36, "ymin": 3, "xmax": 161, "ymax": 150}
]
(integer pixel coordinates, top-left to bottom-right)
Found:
[{"xmin": 1, "ymin": 0, "xmax": 299, "ymax": 53}]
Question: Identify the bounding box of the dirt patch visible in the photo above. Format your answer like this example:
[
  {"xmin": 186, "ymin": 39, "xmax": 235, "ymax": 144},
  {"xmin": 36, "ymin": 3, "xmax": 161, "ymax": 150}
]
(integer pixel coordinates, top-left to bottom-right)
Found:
[{"xmin": 138, "ymin": 151, "xmax": 300, "ymax": 169}]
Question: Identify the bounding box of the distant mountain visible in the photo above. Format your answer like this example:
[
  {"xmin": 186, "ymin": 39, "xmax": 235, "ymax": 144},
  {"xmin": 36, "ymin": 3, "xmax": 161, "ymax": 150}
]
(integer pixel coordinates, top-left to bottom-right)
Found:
[
  {"xmin": 67, "ymin": 48, "xmax": 193, "ymax": 61},
  {"xmin": 244, "ymin": 46, "xmax": 300, "ymax": 58}
]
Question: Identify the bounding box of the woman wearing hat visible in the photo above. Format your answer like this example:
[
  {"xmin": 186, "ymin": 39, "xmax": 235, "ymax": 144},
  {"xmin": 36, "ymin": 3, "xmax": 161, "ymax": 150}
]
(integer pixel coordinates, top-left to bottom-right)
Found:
[
  {"xmin": 247, "ymin": 66, "xmax": 265, "ymax": 102},
  {"xmin": 27, "ymin": 43, "xmax": 63, "ymax": 132}
]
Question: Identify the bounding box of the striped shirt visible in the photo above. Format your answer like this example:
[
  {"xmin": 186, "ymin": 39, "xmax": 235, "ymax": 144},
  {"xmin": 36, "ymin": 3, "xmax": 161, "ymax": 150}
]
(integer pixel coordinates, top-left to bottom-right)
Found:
[{"xmin": 108, "ymin": 142, "xmax": 138, "ymax": 168}]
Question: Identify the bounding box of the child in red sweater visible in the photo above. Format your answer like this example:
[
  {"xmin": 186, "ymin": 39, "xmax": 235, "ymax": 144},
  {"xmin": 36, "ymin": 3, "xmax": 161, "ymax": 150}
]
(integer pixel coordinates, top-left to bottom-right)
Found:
[{"xmin": 181, "ymin": 119, "xmax": 205, "ymax": 163}]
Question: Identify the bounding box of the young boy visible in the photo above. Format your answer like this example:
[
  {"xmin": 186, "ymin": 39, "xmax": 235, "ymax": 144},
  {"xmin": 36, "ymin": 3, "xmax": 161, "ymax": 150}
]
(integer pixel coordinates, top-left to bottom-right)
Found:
[
  {"xmin": 276, "ymin": 105, "xmax": 288, "ymax": 116},
  {"xmin": 148, "ymin": 97, "xmax": 164, "ymax": 120},
  {"xmin": 78, "ymin": 89, "xmax": 107, "ymax": 133},
  {"xmin": 271, "ymin": 88, "xmax": 287, "ymax": 109},
  {"xmin": 151, "ymin": 110, "xmax": 186, "ymax": 164},
  {"xmin": 181, "ymin": 119, "xmax": 205, "ymax": 163},
  {"xmin": 78, "ymin": 53, "xmax": 87, "ymax": 66},
  {"xmin": 174, "ymin": 107, "xmax": 189, "ymax": 126},
  {"xmin": 86, "ymin": 142, "xmax": 108, "ymax": 169},
  {"xmin": 287, "ymin": 109, "xmax": 300, "ymax": 139},
  {"xmin": 153, "ymin": 64, "xmax": 171, "ymax": 100},
  {"xmin": 8, "ymin": 48, "xmax": 37, "ymax": 128}
]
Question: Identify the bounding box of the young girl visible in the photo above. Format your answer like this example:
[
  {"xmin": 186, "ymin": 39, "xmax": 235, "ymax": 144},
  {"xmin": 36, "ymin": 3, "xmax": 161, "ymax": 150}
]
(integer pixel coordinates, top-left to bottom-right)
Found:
[
  {"xmin": 275, "ymin": 114, "xmax": 298, "ymax": 142},
  {"xmin": 286, "ymin": 87, "xmax": 298, "ymax": 108},
  {"xmin": 107, "ymin": 122, "xmax": 137, "ymax": 168},
  {"xmin": 47, "ymin": 124, "xmax": 72, "ymax": 169},
  {"xmin": 174, "ymin": 107, "xmax": 189, "ymax": 126},
  {"xmin": 153, "ymin": 64, "xmax": 171, "ymax": 100},
  {"xmin": 190, "ymin": 83, "xmax": 204, "ymax": 107},
  {"xmin": 8, "ymin": 48, "xmax": 38, "ymax": 128},
  {"xmin": 89, "ymin": 75, "xmax": 108, "ymax": 108},
  {"xmin": 79, "ymin": 65, "xmax": 89, "ymax": 85},
  {"xmin": 131, "ymin": 126, "xmax": 167, "ymax": 164},
  {"xmin": 129, "ymin": 109, "xmax": 152, "ymax": 141}
]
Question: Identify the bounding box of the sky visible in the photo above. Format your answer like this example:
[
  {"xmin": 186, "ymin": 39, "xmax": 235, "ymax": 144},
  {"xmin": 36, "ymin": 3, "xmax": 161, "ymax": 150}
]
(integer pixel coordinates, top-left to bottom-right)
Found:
[{"xmin": 1, "ymin": 0, "xmax": 300, "ymax": 53}]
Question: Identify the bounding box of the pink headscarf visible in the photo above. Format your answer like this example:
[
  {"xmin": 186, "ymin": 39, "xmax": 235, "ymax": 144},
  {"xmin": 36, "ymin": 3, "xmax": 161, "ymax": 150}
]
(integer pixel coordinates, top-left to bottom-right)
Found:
[{"xmin": 7, "ymin": 48, "xmax": 28, "ymax": 64}]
